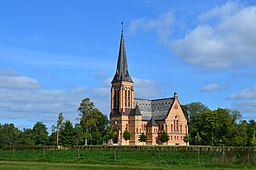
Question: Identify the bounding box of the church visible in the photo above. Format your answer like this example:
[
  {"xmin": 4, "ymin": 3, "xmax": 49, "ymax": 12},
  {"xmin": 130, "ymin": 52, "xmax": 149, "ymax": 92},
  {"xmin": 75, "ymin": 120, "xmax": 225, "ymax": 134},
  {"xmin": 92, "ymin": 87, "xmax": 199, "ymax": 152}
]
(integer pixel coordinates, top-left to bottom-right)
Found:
[{"xmin": 110, "ymin": 30, "xmax": 188, "ymax": 145}]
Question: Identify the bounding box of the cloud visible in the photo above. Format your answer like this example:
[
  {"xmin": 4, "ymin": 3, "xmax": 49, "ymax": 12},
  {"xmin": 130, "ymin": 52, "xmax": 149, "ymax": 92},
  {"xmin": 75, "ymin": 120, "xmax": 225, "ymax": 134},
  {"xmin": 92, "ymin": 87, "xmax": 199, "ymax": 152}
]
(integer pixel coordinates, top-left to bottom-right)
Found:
[
  {"xmin": 128, "ymin": 11, "xmax": 174, "ymax": 44},
  {"xmin": 133, "ymin": 78, "xmax": 162, "ymax": 99},
  {"xmin": 232, "ymin": 100, "xmax": 256, "ymax": 114},
  {"xmin": 198, "ymin": 1, "xmax": 241, "ymax": 21},
  {"xmin": 0, "ymin": 70, "xmax": 40, "ymax": 90},
  {"xmin": 201, "ymin": 83, "xmax": 227, "ymax": 92},
  {"xmin": 172, "ymin": 2, "xmax": 256, "ymax": 69},
  {"xmin": 0, "ymin": 69, "xmax": 87, "ymax": 129},
  {"xmin": 128, "ymin": 2, "xmax": 256, "ymax": 69},
  {"xmin": 95, "ymin": 69, "xmax": 106, "ymax": 80},
  {"xmin": 228, "ymin": 86, "xmax": 256, "ymax": 99},
  {"xmin": 0, "ymin": 68, "xmax": 165, "ymax": 130},
  {"xmin": 228, "ymin": 86, "xmax": 256, "ymax": 115}
]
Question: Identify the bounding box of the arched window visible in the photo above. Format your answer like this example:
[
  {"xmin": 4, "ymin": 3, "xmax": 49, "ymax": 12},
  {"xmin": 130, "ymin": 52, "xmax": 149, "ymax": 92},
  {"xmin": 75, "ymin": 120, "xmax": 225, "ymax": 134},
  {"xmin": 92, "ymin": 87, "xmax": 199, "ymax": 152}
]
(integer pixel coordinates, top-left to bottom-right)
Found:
[
  {"xmin": 128, "ymin": 90, "xmax": 131, "ymax": 107},
  {"xmin": 125, "ymin": 89, "xmax": 127, "ymax": 107},
  {"xmin": 114, "ymin": 89, "xmax": 119, "ymax": 109},
  {"xmin": 176, "ymin": 120, "xmax": 179, "ymax": 132}
]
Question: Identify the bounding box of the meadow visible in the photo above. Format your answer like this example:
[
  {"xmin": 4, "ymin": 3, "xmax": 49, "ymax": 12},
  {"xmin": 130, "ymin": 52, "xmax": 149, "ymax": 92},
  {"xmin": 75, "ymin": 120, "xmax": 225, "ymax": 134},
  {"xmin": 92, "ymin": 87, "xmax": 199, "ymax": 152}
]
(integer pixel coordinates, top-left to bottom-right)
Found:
[{"xmin": 0, "ymin": 145, "xmax": 255, "ymax": 169}]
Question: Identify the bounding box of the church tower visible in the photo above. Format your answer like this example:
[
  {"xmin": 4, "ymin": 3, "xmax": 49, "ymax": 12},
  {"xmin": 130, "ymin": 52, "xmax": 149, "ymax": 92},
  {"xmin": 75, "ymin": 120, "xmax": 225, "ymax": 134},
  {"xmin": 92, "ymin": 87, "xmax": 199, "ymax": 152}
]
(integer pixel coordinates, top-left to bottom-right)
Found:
[
  {"xmin": 110, "ymin": 30, "xmax": 134, "ymax": 144},
  {"xmin": 111, "ymin": 30, "xmax": 134, "ymax": 113}
]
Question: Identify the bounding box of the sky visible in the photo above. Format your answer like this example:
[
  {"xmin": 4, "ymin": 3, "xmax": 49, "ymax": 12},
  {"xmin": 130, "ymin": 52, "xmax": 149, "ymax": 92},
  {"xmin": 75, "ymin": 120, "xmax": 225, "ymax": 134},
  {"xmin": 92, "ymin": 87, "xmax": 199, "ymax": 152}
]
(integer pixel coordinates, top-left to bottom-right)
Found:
[{"xmin": 1, "ymin": 0, "xmax": 256, "ymax": 131}]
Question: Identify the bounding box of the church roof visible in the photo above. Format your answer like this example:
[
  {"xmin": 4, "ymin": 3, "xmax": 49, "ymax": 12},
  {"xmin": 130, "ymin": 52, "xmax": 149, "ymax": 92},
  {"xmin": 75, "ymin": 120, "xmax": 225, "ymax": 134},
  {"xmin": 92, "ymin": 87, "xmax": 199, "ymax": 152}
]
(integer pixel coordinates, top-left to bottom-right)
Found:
[
  {"xmin": 133, "ymin": 98, "xmax": 175, "ymax": 121},
  {"xmin": 146, "ymin": 118, "xmax": 158, "ymax": 126},
  {"xmin": 112, "ymin": 31, "xmax": 133, "ymax": 83}
]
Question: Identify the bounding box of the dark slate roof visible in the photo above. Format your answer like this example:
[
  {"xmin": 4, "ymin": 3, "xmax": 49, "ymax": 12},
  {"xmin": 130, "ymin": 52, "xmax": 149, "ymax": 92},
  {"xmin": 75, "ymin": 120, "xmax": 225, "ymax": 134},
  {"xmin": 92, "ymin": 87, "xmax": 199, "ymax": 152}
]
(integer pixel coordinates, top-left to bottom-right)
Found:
[
  {"xmin": 112, "ymin": 31, "xmax": 133, "ymax": 83},
  {"xmin": 133, "ymin": 98, "xmax": 174, "ymax": 121},
  {"xmin": 129, "ymin": 105, "xmax": 142, "ymax": 116},
  {"xmin": 146, "ymin": 118, "xmax": 158, "ymax": 126}
]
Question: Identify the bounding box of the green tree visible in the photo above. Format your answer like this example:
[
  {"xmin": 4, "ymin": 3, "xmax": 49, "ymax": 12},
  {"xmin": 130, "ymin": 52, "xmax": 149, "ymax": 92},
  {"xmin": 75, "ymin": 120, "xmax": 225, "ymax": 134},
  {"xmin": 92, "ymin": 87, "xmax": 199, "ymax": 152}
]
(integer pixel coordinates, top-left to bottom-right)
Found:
[
  {"xmin": 123, "ymin": 129, "xmax": 131, "ymax": 145},
  {"xmin": 247, "ymin": 119, "xmax": 256, "ymax": 146},
  {"xmin": 184, "ymin": 102, "xmax": 210, "ymax": 144},
  {"xmin": 54, "ymin": 112, "xmax": 64, "ymax": 146},
  {"xmin": 78, "ymin": 98, "xmax": 108, "ymax": 145},
  {"xmin": 59, "ymin": 121, "xmax": 75, "ymax": 146},
  {"xmin": 138, "ymin": 133, "xmax": 147, "ymax": 145},
  {"xmin": 183, "ymin": 134, "xmax": 191, "ymax": 146},
  {"xmin": 103, "ymin": 126, "xmax": 114, "ymax": 144},
  {"xmin": 74, "ymin": 123, "xmax": 84, "ymax": 145},
  {"xmin": 19, "ymin": 128, "xmax": 34, "ymax": 145},
  {"xmin": 32, "ymin": 122, "xmax": 48, "ymax": 145},
  {"xmin": 160, "ymin": 131, "xmax": 169, "ymax": 144},
  {"xmin": 0, "ymin": 123, "xmax": 20, "ymax": 147}
]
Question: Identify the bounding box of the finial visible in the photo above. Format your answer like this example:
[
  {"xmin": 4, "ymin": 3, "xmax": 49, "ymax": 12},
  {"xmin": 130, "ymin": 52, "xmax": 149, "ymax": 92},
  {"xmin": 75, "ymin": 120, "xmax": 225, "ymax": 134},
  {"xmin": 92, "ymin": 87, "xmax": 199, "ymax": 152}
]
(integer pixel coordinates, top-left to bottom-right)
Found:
[{"xmin": 121, "ymin": 22, "xmax": 124, "ymax": 33}]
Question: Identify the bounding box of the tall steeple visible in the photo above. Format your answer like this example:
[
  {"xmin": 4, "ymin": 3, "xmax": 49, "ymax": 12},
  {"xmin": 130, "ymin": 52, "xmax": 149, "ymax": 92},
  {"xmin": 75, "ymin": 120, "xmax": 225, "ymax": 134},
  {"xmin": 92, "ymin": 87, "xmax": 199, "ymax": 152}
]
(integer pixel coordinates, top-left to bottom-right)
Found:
[{"xmin": 112, "ymin": 30, "xmax": 133, "ymax": 83}]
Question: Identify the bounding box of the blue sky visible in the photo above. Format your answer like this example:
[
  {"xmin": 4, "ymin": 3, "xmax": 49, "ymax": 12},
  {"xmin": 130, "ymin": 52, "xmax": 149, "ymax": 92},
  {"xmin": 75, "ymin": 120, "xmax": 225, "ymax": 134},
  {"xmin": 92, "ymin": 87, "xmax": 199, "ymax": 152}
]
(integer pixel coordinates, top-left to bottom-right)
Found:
[{"xmin": 1, "ymin": 0, "xmax": 256, "ymax": 131}]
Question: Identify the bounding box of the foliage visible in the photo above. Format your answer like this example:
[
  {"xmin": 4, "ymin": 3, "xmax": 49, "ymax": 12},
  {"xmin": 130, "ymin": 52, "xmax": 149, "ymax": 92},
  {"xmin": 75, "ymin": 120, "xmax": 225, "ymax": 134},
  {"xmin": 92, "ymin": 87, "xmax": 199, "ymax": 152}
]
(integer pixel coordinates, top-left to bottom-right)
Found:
[
  {"xmin": 59, "ymin": 121, "xmax": 75, "ymax": 146},
  {"xmin": 53, "ymin": 112, "xmax": 64, "ymax": 146},
  {"xmin": 123, "ymin": 129, "xmax": 131, "ymax": 143},
  {"xmin": 103, "ymin": 126, "xmax": 114, "ymax": 143},
  {"xmin": 183, "ymin": 134, "xmax": 191, "ymax": 145},
  {"xmin": 32, "ymin": 122, "xmax": 48, "ymax": 145},
  {"xmin": 0, "ymin": 123, "xmax": 20, "ymax": 147},
  {"xmin": 138, "ymin": 133, "xmax": 147, "ymax": 144},
  {"xmin": 19, "ymin": 128, "xmax": 34, "ymax": 145},
  {"xmin": 78, "ymin": 98, "xmax": 108, "ymax": 145},
  {"xmin": 159, "ymin": 131, "xmax": 169, "ymax": 144}
]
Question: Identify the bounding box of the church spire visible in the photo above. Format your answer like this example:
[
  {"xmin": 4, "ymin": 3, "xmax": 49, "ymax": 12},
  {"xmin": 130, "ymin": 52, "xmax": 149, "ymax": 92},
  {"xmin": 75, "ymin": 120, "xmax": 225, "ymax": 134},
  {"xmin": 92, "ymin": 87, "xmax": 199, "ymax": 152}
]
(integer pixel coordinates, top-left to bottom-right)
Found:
[{"xmin": 112, "ymin": 27, "xmax": 133, "ymax": 83}]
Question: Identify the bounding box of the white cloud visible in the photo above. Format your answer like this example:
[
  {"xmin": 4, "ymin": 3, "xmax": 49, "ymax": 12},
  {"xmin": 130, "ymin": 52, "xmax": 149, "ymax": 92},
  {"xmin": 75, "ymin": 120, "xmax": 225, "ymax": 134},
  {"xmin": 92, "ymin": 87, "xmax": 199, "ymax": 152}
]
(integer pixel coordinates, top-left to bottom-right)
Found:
[
  {"xmin": 0, "ymin": 69, "xmax": 40, "ymax": 89},
  {"xmin": 228, "ymin": 86, "xmax": 256, "ymax": 99},
  {"xmin": 232, "ymin": 100, "xmax": 256, "ymax": 114},
  {"xmin": 133, "ymin": 78, "xmax": 162, "ymax": 99},
  {"xmin": 128, "ymin": 2, "xmax": 256, "ymax": 69},
  {"xmin": 0, "ymin": 69, "xmax": 87, "ymax": 129},
  {"xmin": 0, "ymin": 68, "xmax": 165, "ymax": 130},
  {"xmin": 128, "ymin": 11, "xmax": 174, "ymax": 44},
  {"xmin": 201, "ymin": 83, "xmax": 227, "ymax": 92},
  {"xmin": 228, "ymin": 86, "xmax": 256, "ymax": 115},
  {"xmin": 199, "ymin": 1, "xmax": 241, "ymax": 21},
  {"xmin": 172, "ymin": 2, "xmax": 256, "ymax": 69}
]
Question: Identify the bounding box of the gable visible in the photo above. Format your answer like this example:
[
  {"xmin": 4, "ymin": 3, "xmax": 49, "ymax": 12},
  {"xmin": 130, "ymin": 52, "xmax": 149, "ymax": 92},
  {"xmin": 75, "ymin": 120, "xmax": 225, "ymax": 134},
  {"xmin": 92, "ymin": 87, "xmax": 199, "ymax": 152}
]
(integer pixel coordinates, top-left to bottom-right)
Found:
[{"xmin": 166, "ymin": 98, "xmax": 187, "ymax": 122}]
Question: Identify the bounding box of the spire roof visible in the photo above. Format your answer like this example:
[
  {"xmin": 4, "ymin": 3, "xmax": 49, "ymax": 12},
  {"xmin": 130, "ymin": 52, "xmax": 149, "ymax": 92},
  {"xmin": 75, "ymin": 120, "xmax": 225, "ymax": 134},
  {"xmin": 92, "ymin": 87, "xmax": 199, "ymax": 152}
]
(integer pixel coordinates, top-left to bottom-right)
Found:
[{"xmin": 112, "ymin": 31, "xmax": 133, "ymax": 83}]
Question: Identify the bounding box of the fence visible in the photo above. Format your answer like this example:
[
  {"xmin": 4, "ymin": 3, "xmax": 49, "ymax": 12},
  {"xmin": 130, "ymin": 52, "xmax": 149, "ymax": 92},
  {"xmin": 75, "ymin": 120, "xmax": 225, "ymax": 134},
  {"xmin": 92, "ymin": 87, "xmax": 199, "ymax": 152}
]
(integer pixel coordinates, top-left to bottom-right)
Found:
[{"xmin": 0, "ymin": 145, "xmax": 255, "ymax": 167}]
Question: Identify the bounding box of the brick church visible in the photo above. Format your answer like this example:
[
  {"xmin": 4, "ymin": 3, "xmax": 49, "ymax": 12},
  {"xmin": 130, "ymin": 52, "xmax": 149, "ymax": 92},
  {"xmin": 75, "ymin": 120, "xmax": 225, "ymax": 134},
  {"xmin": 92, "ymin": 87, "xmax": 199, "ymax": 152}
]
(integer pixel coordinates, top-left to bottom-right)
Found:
[{"xmin": 110, "ymin": 30, "xmax": 188, "ymax": 145}]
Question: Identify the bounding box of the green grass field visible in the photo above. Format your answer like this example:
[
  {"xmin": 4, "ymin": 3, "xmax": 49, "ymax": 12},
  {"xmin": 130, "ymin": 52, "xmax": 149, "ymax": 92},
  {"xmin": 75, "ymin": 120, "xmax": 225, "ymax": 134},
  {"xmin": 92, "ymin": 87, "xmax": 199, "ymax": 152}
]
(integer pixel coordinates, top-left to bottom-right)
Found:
[{"xmin": 0, "ymin": 146, "xmax": 255, "ymax": 169}]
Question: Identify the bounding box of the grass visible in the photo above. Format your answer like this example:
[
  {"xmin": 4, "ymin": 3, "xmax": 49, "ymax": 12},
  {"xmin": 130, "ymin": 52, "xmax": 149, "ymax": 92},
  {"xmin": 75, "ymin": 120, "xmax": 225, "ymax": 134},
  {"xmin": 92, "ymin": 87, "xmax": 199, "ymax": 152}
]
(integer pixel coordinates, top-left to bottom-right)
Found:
[{"xmin": 0, "ymin": 147, "xmax": 255, "ymax": 169}]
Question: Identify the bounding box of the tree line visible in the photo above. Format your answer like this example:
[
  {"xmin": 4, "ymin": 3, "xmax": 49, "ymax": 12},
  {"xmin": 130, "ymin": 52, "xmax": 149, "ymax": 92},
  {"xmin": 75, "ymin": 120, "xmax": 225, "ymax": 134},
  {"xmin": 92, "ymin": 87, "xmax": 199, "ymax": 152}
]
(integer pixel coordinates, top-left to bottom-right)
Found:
[{"xmin": 0, "ymin": 98, "xmax": 255, "ymax": 147}]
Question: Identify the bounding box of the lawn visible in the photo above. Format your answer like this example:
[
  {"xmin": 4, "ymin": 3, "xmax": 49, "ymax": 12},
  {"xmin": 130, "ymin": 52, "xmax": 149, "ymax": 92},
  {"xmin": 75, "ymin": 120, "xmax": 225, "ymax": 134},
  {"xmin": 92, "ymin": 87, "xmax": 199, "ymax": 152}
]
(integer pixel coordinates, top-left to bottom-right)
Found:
[{"xmin": 0, "ymin": 146, "xmax": 255, "ymax": 169}]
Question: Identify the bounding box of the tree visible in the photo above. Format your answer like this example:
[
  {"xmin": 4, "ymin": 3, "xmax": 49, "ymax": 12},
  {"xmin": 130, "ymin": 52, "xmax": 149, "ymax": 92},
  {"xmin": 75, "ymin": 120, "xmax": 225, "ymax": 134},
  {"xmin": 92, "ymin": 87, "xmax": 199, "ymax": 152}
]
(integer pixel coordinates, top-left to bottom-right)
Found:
[
  {"xmin": 59, "ymin": 121, "xmax": 75, "ymax": 146},
  {"xmin": 184, "ymin": 102, "xmax": 210, "ymax": 144},
  {"xmin": 19, "ymin": 128, "xmax": 34, "ymax": 145},
  {"xmin": 78, "ymin": 98, "xmax": 108, "ymax": 145},
  {"xmin": 103, "ymin": 126, "xmax": 114, "ymax": 144},
  {"xmin": 138, "ymin": 133, "xmax": 147, "ymax": 145},
  {"xmin": 74, "ymin": 123, "xmax": 84, "ymax": 145},
  {"xmin": 0, "ymin": 123, "xmax": 20, "ymax": 147},
  {"xmin": 159, "ymin": 131, "xmax": 169, "ymax": 145},
  {"xmin": 123, "ymin": 129, "xmax": 131, "ymax": 145},
  {"xmin": 32, "ymin": 122, "xmax": 48, "ymax": 145},
  {"xmin": 54, "ymin": 112, "xmax": 64, "ymax": 146},
  {"xmin": 183, "ymin": 134, "xmax": 191, "ymax": 146}
]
